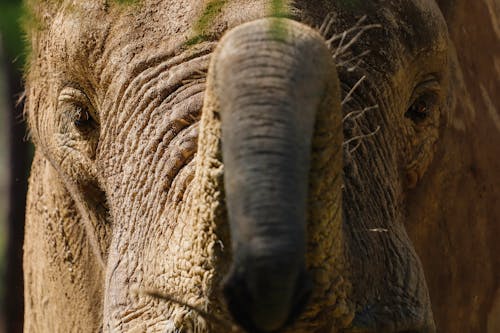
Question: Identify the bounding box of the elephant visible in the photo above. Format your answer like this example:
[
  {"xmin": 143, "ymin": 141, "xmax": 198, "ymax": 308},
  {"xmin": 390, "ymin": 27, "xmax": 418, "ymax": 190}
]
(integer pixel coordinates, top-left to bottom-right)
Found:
[{"xmin": 21, "ymin": 0, "xmax": 499, "ymax": 332}]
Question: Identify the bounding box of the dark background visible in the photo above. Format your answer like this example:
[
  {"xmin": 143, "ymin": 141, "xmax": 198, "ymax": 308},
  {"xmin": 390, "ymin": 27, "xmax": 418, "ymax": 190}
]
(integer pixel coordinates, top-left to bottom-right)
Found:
[{"xmin": 0, "ymin": 0, "xmax": 32, "ymax": 332}]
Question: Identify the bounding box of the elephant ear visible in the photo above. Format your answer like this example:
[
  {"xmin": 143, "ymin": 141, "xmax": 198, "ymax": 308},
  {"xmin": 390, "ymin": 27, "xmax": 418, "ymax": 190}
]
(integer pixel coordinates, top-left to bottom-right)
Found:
[
  {"xmin": 436, "ymin": 0, "xmax": 499, "ymax": 129},
  {"xmin": 407, "ymin": 1, "xmax": 500, "ymax": 333},
  {"xmin": 434, "ymin": 0, "xmax": 458, "ymax": 22}
]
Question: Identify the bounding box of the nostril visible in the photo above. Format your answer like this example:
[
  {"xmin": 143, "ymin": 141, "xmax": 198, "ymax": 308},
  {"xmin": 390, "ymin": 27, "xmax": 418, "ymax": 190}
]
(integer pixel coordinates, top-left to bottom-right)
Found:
[
  {"xmin": 223, "ymin": 266, "xmax": 312, "ymax": 332},
  {"xmin": 285, "ymin": 269, "xmax": 312, "ymax": 325},
  {"xmin": 223, "ymin": 269, "xmax": 257, "ymax": 332},
  {"xmin": 223, "ymin": 267, "xmax": 290, "ymax": 332}
]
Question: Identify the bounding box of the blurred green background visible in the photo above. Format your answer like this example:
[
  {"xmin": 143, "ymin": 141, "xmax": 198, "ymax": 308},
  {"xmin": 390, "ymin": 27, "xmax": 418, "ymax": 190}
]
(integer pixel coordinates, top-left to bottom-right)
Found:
[{"xmin": 0, "ymin": 0, "xmax": 31, "ymax": 332}]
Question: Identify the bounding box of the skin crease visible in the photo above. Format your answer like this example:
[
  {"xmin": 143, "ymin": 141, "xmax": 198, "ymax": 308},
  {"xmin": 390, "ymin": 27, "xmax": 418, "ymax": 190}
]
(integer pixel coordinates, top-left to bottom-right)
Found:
[{"xmin": 22, "ymin": 0, "xmax": 499, "ymax": 332}]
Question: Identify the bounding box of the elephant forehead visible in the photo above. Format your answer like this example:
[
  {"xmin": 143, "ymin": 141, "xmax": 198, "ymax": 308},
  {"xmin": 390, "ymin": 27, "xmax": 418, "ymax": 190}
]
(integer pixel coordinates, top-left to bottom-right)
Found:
[
  {"xmin": 391, "ymin": 0, "xmax": 449, "ymax": 55},
  {"xmin": 29, "ymin": 0, "xmax": 448, "ymax": 62},
  {"xmin": 332, "ymin": 0, "xmax": 448, "ymax": 54},
  {"xmin": 26, "ymin": 0, "xmax": 448, "ymax": 96},
  {"xmin": 27, "ymin": 1, "xmax": 265, "ymax": 79}
]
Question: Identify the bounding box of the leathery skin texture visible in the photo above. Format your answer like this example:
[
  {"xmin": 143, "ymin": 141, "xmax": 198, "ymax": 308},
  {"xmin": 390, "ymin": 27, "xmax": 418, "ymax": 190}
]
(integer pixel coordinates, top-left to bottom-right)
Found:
[{"xmin": 22, "ymin": 0, "xmax": 499, "ymax": 332}]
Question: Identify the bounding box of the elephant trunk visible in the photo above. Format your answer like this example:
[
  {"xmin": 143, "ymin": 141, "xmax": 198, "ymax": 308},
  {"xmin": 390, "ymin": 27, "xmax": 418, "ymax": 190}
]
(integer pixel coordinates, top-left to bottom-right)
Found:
[{"xmin": 208, "ymin": 18, "xmax": 340, "ymax": 332}]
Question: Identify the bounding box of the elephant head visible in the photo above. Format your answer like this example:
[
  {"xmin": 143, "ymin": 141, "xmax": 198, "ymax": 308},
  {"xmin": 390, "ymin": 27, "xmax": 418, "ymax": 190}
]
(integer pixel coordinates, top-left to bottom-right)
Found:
[{"xmin": 24, "ymin": 0, "xmax": 487, "ymax": 332}]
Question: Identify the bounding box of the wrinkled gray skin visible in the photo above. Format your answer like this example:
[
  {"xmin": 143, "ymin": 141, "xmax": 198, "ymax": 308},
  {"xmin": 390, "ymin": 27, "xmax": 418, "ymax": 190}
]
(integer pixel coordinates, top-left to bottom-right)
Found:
[{"xmin": 23, "ymin": 0, "xmax": 455, "ymax": 332}]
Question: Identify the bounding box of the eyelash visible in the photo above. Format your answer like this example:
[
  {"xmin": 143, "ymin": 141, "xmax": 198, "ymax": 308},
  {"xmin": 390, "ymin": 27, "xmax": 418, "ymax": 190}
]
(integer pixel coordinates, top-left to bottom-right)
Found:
[
  {"xmin": 61, "ymin": 102, "xmax": 97, "ymax": 134},
  {"xmin": 72, "ymin": 104, "xmax": 93, "ymax": 128}
]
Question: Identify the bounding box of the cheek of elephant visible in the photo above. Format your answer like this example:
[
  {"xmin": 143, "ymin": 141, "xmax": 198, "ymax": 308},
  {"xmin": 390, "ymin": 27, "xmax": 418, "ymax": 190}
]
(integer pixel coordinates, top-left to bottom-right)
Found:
[
  {"xmin": 404, "ymin": 115, "xmax": 441, "ymax": 189},
  {"xmin": 35, "ymin": 86, "xmax": 112, "ymax": 264}
]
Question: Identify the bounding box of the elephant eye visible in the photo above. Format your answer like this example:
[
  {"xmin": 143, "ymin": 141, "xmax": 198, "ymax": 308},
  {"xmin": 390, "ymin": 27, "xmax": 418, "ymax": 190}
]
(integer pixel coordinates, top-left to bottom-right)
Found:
[
  {"xmin": 72, "ymin": 104, "xmax": 93, "ymax": 129},
  {"xmin": 58, "ymin": 87, "xmax": 98, "ymax": 133},
  {"xmin": 405, "ymin": 93, "xmax": 437, "ymax": 123}
]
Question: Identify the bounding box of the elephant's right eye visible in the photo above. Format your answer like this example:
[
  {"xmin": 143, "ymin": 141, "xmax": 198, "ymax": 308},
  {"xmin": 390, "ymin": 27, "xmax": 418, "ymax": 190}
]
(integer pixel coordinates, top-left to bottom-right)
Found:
[
  {"xmin": 72, "ymin": 104, "xmax": 94, "ymax": 129},
  {"xmin": 58, "ymin": 87, "xmax": 98, "ymax": 134}
]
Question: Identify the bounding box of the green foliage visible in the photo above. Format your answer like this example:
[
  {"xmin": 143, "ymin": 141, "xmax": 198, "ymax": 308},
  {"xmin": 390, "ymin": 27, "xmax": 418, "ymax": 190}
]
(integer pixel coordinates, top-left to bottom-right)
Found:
[
  {"xmin": 0, "ymin": 1, "xmax": 25, "ymax": 67},
  {"xmin": 268, "ymin": 1, "xmax": 292, "ymax": 41},
  {"xmin": 186, "ymin": 0, "xmax": 295, "ymax": 46},
  {"xmin": 0, "ymin": 0, "xmax": 28, "ymax": 312},
  {"xmin": 186, "ymin": 0, "xmax": 227, "ymax": 45},
  {"xmin": 0, "ymin": 4, "xmax": 16, "ymax": 308},
  {"xmin": 270, "ymin": 0, "xmax": 290, "ymax": 18},
  {"xmin": 19, "ymin": 2, "xmax": 44, "ymax": 67},
  {"xmin": 112, "ymin": 0, "xmax": 141, "ymax": 6},
  {"xmin": 195, "ymin": 0, "xmax": 226, "ymax": 32},
  {"xmin": 21, "ymin": 0, "xmax": 48, "ymax": 33}
]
